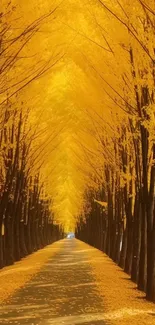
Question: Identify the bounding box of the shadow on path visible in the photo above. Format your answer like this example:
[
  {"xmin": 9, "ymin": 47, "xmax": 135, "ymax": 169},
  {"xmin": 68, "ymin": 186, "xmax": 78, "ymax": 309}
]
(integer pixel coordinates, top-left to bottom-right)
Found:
[{"xmin": 0, "ymin": 239, "xmax": 108, "ymax": 325}]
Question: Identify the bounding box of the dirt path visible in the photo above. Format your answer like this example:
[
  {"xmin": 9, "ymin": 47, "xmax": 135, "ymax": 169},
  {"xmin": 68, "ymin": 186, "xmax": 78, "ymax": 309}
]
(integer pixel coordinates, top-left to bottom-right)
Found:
[
  {"xmin": 0, "ymin": 240, "xmax": 64, "ymax": 303},
  {"xmin": 0, "ymin": 239, "xmax": 155, "ymax": 325}
]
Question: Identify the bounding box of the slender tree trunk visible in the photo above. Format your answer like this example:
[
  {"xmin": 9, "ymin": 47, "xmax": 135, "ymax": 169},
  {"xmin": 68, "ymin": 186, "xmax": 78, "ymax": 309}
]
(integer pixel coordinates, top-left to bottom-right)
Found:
[
  {"xmin": 138, "ymin": 206, "xmax": 147, "ymax": 291},
  {"xmin": 131, "ymin": 193, "xmax": 141, "ymax": 282},
  {"xmin": 5, "ymin": 216, "xmax": 14, "ymax": 265},
  {"xmin": 119, "ymin": 227, "xmax": 127, "ymax": 269}
]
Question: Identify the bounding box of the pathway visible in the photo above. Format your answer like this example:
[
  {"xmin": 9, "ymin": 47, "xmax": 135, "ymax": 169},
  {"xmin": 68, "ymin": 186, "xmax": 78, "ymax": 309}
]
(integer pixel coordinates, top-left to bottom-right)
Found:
[
  {"xmin": 0, "ymin": 239, "xmax": 155, "ymax": 325},
  {"xmin": 0, "ymin": 239, "xmax": 107, "ymax": 325}
]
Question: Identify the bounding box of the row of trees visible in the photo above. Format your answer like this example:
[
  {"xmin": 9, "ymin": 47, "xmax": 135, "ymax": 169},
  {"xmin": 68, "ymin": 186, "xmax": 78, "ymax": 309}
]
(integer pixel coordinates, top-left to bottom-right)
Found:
[
  {"xmin": 0, "ymin": 3, "xmax": 64, "ymax": 269},
  {"xmin": 0, "ymin": 109, "xmax": 63, "ymax": 268},
  {"xmin": 75, "ymin": 0, "xmax": 155, "ymax": 303},
  {"xmin": 1, "ymin": 1, "xmax": 155, "ymax": 306}
]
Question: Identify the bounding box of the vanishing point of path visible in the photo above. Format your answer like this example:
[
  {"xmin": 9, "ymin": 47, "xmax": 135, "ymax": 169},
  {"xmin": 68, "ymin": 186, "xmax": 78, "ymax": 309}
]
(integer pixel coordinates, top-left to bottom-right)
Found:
[{"xmin": 0, "ymin": 239, "xmax": 107, "ymax": 325}]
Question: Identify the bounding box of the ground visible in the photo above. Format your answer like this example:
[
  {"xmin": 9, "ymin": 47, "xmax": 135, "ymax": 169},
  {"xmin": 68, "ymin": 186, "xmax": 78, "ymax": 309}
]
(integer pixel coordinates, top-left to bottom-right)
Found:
[{"xmin": 0, "ymin": 239, "xmax": 154, "ymax": 325}]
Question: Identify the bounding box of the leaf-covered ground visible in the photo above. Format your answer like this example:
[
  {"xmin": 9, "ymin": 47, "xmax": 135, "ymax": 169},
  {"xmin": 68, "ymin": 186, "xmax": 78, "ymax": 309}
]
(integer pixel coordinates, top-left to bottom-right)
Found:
[
  {"xmin": 0, "ymin": 239, "xmax": 155, "ymax": 325},
  {"xmin": 0, "ymin": 240, "xmax": 64, "ymax": 304}
]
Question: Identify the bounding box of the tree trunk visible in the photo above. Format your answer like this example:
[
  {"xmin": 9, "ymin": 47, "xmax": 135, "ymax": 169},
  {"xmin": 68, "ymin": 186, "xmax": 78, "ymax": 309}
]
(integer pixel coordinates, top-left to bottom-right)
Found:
[
  {"xmin": 138, "ymin": 206, "xmax": 147, "ymax": 291},
  {"xmin": 119, "ymin": 227, "xmax": 127, "ymax": 269},
  {"xmin": 5, "ymin": 216, "xmax": 14, "ymax": 265},
  {"xmin": 131, "ymin": 194, "xmax": 141, "ymax": 282}
]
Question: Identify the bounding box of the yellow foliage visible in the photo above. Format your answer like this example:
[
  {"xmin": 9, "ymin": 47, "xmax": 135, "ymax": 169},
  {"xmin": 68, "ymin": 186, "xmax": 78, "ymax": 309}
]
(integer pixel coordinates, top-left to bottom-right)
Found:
[{"xmin": 1, "ymin": 0, "xmax": 155, "ymax": 231}]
